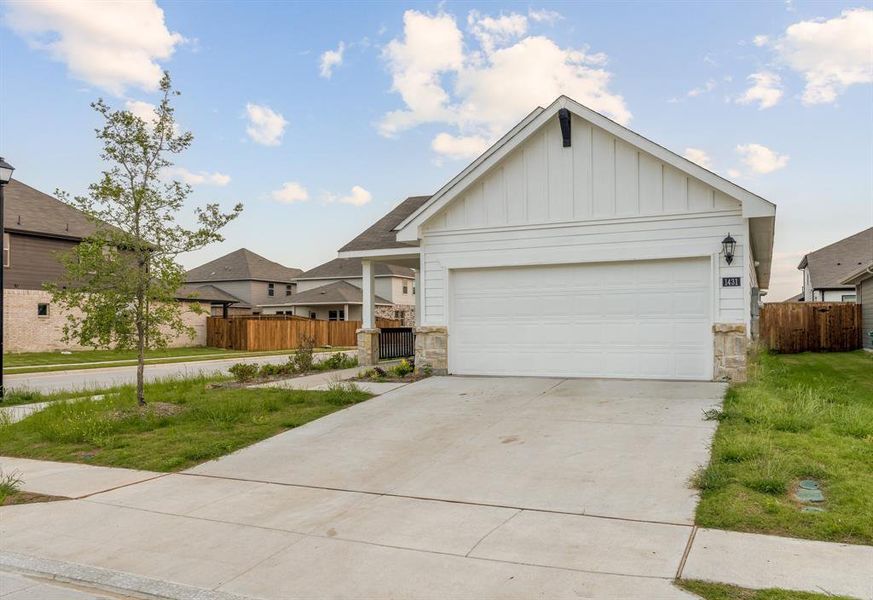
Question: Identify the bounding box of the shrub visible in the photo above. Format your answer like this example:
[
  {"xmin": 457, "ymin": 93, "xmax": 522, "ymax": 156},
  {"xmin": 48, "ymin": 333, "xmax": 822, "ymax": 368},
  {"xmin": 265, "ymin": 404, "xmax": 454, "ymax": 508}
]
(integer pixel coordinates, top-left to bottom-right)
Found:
[
  {"xmin": 317, "ymin": 352, "xmax": 357, "ymax": 371},
  {"xmin": 229, "ymin": 363, "xmax": 259, "ymax": 383},
  {"xmin": 390, "ymin": 359, "xmax": 414, "ymax": 377},
  {"xmin": 293, "ymin": 335, "xmax": 316, "ymax": 373}
]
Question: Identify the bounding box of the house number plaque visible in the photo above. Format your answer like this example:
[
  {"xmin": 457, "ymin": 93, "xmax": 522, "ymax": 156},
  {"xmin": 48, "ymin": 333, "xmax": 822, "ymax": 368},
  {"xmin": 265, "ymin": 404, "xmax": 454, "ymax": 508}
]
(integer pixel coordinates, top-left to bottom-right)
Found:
[{"xmin": 722, "ymin": 277, "xmax": 741, "ymax": 287}]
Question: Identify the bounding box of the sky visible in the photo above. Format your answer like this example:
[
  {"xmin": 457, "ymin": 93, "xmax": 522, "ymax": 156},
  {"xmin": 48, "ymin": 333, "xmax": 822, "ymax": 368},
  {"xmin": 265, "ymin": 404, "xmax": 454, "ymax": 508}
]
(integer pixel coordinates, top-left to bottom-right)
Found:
[{"xmin": 1, "ymin": 0, "xmax": 871, "ymax": 302}]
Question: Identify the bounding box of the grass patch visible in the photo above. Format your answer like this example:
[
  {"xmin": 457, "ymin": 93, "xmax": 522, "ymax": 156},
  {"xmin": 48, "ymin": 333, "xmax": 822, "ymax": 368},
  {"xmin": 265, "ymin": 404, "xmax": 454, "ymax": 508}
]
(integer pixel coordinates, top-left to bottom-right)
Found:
[
  {"xmin": 694, "ymin": 350, "xmax": 873, "ymax": 545},
  {"xmin": 0, "ymin": 376, "xmax": 371, "ymax": 472},
  {"xmin": 676, "ymin": 580, "xmax": 855, "ymax": 600},
  {"xmin": 3, "ymin": 346, "xmax": 351, "ymax": 374}
]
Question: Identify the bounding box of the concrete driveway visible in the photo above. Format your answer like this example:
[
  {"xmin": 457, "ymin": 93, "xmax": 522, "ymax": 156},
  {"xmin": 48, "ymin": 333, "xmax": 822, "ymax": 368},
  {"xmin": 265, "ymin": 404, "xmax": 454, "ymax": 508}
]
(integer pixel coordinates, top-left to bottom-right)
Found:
[{"xmin": 1, "ymin": 376, "xmax": 726, "ymax": 599}]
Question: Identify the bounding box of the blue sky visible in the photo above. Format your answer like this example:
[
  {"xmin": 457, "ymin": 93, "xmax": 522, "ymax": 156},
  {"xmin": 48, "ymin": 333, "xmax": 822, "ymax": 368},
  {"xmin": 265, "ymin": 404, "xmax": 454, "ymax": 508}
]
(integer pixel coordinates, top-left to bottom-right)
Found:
[{"xmin": 1, "ymin": 1, "xmax": 871, "ymax": 301}]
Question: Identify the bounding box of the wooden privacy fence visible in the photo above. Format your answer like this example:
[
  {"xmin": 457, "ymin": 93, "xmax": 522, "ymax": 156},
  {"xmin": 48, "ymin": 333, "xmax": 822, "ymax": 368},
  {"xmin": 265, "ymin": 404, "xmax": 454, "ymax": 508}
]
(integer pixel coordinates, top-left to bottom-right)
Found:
[
  {"xmin": 760, "ymin": 302, "xmax": 862, "ymax": 353},
  {"xmin": 207, "ymin": 317, "xmax": 402, "ymax": 351}
]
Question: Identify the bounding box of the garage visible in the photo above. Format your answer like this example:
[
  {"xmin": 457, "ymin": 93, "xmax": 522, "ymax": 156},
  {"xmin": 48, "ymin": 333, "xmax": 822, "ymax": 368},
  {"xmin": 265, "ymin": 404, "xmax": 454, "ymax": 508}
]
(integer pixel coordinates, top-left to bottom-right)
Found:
[{"xmin": 449, "ymin": 258, "xmax": 713, "ymax": 380}]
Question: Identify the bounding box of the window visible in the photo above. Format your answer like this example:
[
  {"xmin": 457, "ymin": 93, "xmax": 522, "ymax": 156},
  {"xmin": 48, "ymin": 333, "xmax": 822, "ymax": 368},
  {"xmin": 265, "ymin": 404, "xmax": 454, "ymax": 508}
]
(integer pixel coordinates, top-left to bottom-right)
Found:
[
  {"xmin": 328, "ymin": 310, "xmax": 345, "ymax": 321},
  {"xmin": 3, "ymin": 232, "xmax": 9, "ymax": 267},
  {"xmin": 402, "ymin": 281, "xmax": 408, "ymax": 294},
  {"xmin": 309, "ymin": 312, "xmax": 317, "ymax": 320},
  {"xmin": 268, "ymin": 283, "xmax": 275, "ymax": 297},
  {"xmin": 37, "ymin": 303, "xmax": 50, "ymax": 317},
  {"xmin": 285, "ymin": 284, "xmax": 292, "ymax": 296},
  {"xmin": 842, "ymin": 294, "xmax": 857, "ymax": 302}
]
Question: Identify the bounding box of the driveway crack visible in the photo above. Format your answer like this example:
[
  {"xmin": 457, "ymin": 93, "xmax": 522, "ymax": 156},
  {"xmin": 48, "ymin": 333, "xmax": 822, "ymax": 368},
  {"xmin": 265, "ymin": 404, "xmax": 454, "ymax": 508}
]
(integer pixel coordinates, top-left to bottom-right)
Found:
[{"xmin": 464, "ymin": 508, "xmax": 522, "ymax": 558}]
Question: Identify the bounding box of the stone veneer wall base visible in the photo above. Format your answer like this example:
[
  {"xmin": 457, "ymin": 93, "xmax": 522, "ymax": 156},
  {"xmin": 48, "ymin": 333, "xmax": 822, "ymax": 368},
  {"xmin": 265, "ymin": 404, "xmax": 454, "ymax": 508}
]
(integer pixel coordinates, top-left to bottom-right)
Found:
[
  {"xmin": 713, "ymin": 323, "xmax": 748, "ymax": 383},
  {"xmin": 414, "ymin": 326, "xmax": 448, "ymax": 375},
  {"xmin": 356, "ymin": 328, "xmax": 380, "ymax": 367}
]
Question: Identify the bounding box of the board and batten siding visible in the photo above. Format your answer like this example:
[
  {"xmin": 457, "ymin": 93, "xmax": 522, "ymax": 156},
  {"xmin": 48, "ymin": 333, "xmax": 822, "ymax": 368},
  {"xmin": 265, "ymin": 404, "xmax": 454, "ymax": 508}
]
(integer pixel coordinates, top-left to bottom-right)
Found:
[{"xmin": 418, "ymin": 116, "xmax": 748, "ymax": 327}]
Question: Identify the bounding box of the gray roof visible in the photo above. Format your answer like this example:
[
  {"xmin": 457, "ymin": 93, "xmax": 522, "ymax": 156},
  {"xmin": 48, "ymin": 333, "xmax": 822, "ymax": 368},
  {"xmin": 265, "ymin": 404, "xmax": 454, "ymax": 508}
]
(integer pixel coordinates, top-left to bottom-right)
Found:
[
  {"xmin": 798, "ymin": 227, "xmax": 873, "ymax": 290},
  {"xmin": 273, "ymin": 280, "xmax": 391, "ymax": 306},
  {"xmin": 3, "ymin": 179, "xmax": 100, "ymax": 240},
  {"xmin": 186, "ymin": 248, "xmax": 303, "ymax": 283},
  {"xmin": 297, "ymin": 257, "xmax": 414, "ymax": 280},
  {"xmin": 338, "ymin": 196, "xmax": 430, "ymax": 252},
  {"xmin": 175, "ymin": 284, "xmax": 244, "ymax": 304},
  {"xmin": 782, "ymin": 292, "xmax": 804, "ymax": 302}
]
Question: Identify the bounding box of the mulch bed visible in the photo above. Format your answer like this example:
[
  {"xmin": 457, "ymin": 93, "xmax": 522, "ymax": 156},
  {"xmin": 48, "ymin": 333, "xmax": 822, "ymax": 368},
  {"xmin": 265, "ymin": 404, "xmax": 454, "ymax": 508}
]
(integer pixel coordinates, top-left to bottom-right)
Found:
[{"xmin": 2, "ymin": 491, "xmax": 70, "ymax": 506}]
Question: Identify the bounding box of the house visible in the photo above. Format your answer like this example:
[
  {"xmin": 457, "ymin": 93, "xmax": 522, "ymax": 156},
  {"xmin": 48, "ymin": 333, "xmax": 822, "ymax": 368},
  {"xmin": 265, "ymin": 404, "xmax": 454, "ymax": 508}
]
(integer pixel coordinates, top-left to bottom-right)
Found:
[
  {"xmin": 841, "ymin": 262, "xmax": 873, "ymax": 349},
  {"xmin": 339, "ymin": 96, "xmax": 776, "ymax": 382},
  {"xmin": 2, "ymin": 180, "xmax": 218, "ymax": 352},
  {"xmin": 797, "ymin": 227, "xmax": 873, "ymax": 302},
  {"xmin": 259, "ymin": 257, "xmax": 416, "ymax": 323},
  {"xmin": 185, "ymin": 248, "xmax": 303, "ymax": 315}
]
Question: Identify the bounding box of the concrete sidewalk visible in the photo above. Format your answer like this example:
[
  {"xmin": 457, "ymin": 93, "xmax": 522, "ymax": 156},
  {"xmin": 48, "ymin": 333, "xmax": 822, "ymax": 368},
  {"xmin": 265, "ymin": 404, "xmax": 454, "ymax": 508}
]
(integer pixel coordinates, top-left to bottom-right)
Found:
[{"xmin": 0, "ymin": 457, "xmax": 163, "ymax": 499}]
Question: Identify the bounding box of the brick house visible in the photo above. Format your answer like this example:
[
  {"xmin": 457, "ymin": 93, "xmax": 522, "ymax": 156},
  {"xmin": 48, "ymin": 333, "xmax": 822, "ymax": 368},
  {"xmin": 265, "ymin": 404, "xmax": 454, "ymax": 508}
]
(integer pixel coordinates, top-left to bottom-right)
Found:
[{"xmin": 2, "ymin": 180, "xmax": 227, "ymax": 352}]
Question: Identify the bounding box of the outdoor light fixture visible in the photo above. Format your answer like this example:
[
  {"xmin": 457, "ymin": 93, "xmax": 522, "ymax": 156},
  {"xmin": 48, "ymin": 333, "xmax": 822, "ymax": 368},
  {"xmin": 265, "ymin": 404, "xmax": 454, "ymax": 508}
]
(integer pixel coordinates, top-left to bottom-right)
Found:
[
  {"xmin": 0, "ymin": 156, "xmax": 13, "ymax": 401},
  {"xmin": 722, "ymin": 233, "xmax": 737, "ymax": 265},
  {"xmin": 0, "ymin": 157, "xmax": 13, "ymax": 184}
]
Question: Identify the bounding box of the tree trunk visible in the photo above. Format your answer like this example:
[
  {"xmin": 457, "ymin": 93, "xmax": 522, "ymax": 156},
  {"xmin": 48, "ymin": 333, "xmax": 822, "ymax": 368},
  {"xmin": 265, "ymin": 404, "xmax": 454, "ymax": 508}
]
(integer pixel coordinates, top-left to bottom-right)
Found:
[{"xmin": 136, "ymin": 322, "xmax": 146, "ymax": 406}]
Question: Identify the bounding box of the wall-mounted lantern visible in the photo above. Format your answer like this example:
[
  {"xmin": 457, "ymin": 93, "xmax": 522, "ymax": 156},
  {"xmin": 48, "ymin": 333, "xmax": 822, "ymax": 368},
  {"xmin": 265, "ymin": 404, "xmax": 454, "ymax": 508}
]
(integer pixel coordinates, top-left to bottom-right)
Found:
[{"xmin": 722, "ymin": 233, "xmax": 737, "ymax": 265}]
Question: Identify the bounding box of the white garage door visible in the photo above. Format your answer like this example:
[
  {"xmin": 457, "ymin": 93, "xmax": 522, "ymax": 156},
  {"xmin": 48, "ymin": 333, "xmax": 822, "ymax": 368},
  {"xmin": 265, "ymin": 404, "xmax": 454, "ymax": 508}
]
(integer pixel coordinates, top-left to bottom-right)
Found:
[{"xmin": 449, "ymin": 258, "xmax": 712, "ymax": 380}]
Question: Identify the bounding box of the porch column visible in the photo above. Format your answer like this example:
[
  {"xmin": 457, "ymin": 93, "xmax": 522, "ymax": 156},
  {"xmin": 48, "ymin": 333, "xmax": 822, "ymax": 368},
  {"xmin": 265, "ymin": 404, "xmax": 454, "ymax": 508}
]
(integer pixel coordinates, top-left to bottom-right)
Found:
[
  {"xmin": 414, "ymin": 269, "xmax": 421, "ymax": 327},
  {"xmin": 362, "ymin": 260, "xmax": 375, "ymax": 328},
  {"xmin": 343, "ymin": 303, "xmax": 349, "ymax": 321},
  {"xmin": 357, "ymin": 260, "xmax": 380, "ymax": 365}
]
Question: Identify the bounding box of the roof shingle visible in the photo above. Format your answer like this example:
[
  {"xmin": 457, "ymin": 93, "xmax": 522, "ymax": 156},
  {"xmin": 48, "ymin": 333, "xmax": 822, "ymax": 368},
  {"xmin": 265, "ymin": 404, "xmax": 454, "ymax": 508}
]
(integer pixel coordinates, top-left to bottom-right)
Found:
[
  {"xmin": 297, "ymin": 257, "xmax": 413, "ymax": 280},
  {"xmin": 266, "ymin": 280, "xmax": 391, "ymax": 306},
  {"xmin": 3, "ymin": 180, "xmax": 100, "ymax": 240},
  {"xmin": 338, "ymin": 196, "xmax": 429, "ymax": 252},
  {"xmin": 186, "ymin": 248, "xmax": 303, "ymax": 283},
  {"xmin": 798, "ymin": 227, "xmax": 873, "ymax": 290}
]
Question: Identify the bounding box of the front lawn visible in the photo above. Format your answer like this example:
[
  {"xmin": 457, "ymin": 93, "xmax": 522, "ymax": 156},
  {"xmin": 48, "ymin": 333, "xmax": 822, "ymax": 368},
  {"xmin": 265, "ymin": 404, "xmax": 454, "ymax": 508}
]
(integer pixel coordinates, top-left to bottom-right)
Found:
[
  {"xmin": 694, "ymin": 350, "xmax": 873, "ymax": 545},
  {"xmin": 676, "ymin": 580, "xmax": 854, "ymax": 600},
  {"xmin": 0, "ymin": 377, "xmax": 371, "ymax": 472},
  {"xmin": 3, "ymin": 346, "xmax": 348, "ymax": 374}
]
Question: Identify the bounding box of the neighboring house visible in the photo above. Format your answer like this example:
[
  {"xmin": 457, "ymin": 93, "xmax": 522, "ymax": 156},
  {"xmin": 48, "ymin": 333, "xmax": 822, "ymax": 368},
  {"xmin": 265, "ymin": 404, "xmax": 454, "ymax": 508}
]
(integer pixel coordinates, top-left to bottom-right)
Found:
[
  {"xmin": 185, "ymin": 248, "xmax": 303, "ymax": 315},
  {"xmin": 339, "ymin": 96, "xmax": 776, "ymax": 382},
  {"xmin": 797, "ymin": 227, "xmax": 873, "ymax": 302},
  {"xmin": 841, "ymin": 262, "xmax": 873, "ymax": 349},
  {"xmin": 782, "ymin": 292, "xmax": 804, "ymax": 302},
  {"xmin": 260, "ymin": 257, "xmax": 416, "ymax": 323},
  {"xmin": 2, "ymin": 180, "xmax": 216, "ymax": 352}
]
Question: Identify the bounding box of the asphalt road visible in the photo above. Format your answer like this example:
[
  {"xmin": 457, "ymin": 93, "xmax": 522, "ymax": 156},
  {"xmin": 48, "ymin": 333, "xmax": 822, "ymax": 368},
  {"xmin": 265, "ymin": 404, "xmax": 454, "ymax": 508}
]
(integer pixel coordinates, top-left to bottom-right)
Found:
[{"xmin": 4, "ymin": 351, "xmax": 352, "ymax": 394}]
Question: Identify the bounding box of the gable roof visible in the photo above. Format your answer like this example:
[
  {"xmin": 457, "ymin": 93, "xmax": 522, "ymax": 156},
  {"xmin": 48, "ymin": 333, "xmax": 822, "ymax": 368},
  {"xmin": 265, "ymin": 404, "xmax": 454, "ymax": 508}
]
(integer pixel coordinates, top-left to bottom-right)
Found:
[
  {"xmin": 175, "ymin": 284, "xmax": 244, "ymax": 304},
  {"xmin": 265, "ymin": 280, "xmax": 392, "ymax": 306},
  {"xmin": 296, "ymin": 257, "xmax": 414, "ymax": 280},
  {"xmin": 3, "ymin": 179, "xmax": 101, "ymax": 240},
  {"xmin": 396, "ymin": 96, "xmax": 776, "ymax": 238},
  {"xmin": 338, "ymin": 196, "xmax": 430, "ymax": 253},
  {"xmin": 798, "ymin": 227, "xmax": 873, "ymax": 290},
  {"xmin": 186, "ymin": 248, "xmax": 303, "ymax": 283},
  {"xmin": 841, "ymin": 261, "xmax": 873, "ymax": 286}
]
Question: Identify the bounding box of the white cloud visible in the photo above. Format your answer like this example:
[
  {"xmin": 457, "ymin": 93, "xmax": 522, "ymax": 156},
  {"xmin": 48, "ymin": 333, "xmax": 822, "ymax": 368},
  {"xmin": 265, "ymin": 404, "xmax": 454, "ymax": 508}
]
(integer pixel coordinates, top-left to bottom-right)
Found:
[
  {"xmin": 753, "ymin": 34, "xmax": 770, "ymax": 47},
  {"xmin": 245, "ymin": 103, "xmax": 288, "ymax": 146},
  {"xmin": 727, "ymin": 168, "xmax": 742, "ymax": 179},
  {"xmin": 468, "ymin": 10, "xmax": 528, "ymax": 54},
  {"xmin": 328, "ymin": 185, "xmax": 372, "ymax": 207},
  {"xmin": 774, "ymin": 8, "xmax": 873, "ymax": 105},
  {"xmin": 683, "ymin": 148, "xmax": 713, "ymax": 170},
  {"xmin": 5, "ymin": 0, "xmax": 183, "ymax": 95},
  {"xmin": 432, "ymin": 132, "xmax": 490, "ymax": 160},
  {"xmin": 271, "ymin": 182, "xmax": 309, "ymax": 204},
  {"xmin": 125, "ymin": 100, "xmax": 157, "ymax": 123},
  {"xmin": 165, "ymin": 167, "xmax": 230, "ymax": 186},
  {"xmin": 528, "ymin": 8, "xmax": 562, "ymax": 24},
  {"xmin": 379, "ymin": 10, "xmax": 630, "ymax": 155},
  {"xmin": 736, "ymin": 71, "xmax": 784, "ymax": 109},
  {"xmin": 736, "ymin": 143, "xmax": 789, "ymax": 174},
  {"xmin": 319, "ymin": 41, "xmax": 345, "ymax": 78},
  {"xmin": 687, "ymin": 79, "xmax": 717, "ymax": 97}
]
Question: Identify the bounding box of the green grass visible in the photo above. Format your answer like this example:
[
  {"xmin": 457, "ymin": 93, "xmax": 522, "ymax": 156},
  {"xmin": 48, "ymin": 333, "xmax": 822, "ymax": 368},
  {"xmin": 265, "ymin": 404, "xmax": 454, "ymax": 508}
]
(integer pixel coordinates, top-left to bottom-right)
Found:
[
  {"xmin": 3, "ymin": 346, "xmax": 350, "ymax": 374},
  {"xmin": 676, "ymin": 580, "xmax": 855, "ymax": 600},
  {"xmin": 694, "ymin": 350, "xmax": 873, "ymax": 545},
  {"xmin": 0, "ymin": 376, "xmax": 371, "ymax": 472},
  {"xmin": 0, "ymin": 469, "xmax": 23, "ymax": 504}
]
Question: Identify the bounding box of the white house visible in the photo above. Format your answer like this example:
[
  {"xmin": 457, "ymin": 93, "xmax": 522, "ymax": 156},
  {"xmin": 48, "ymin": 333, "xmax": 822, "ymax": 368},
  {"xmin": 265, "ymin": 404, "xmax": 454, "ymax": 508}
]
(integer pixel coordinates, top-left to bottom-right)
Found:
[
  {"xmin": 259, "ymin": 257, "xmax": 416, "ymax": 323},
  {"xmin": 339, "ymin": 96, "xmax": 776, "ymax": 382}
]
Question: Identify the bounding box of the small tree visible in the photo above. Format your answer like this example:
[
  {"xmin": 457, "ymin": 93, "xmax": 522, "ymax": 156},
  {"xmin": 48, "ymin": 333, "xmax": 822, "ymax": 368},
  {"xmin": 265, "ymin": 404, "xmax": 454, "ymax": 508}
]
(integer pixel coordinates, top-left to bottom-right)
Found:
[{"xmin": 50, "ymin": 73, "xmax": 242, "ymax": 405}]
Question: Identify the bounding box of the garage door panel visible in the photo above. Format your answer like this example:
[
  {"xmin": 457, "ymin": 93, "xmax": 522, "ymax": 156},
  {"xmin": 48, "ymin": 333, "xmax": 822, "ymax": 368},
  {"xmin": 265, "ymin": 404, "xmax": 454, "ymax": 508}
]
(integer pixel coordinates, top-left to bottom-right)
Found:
[{"xmin": 450, "ymin": 258, "xmax": 712, "ymax": 380}]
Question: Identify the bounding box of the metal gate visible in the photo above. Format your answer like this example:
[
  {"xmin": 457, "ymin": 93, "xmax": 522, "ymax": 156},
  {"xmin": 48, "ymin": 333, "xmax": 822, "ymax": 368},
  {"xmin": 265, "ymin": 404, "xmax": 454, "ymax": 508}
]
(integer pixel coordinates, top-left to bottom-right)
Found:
[{"xmin": 379, "ymin": 327, "xmax": 415, "ymax": 359}]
